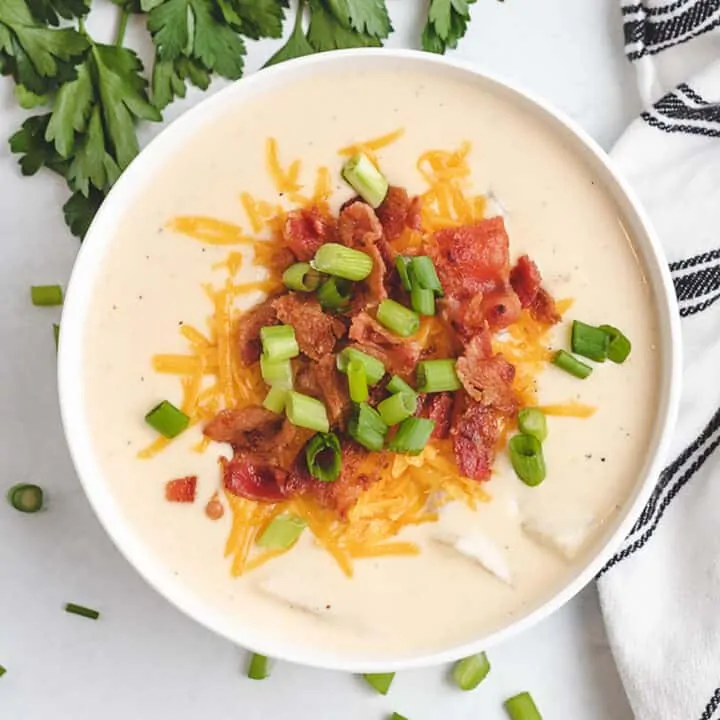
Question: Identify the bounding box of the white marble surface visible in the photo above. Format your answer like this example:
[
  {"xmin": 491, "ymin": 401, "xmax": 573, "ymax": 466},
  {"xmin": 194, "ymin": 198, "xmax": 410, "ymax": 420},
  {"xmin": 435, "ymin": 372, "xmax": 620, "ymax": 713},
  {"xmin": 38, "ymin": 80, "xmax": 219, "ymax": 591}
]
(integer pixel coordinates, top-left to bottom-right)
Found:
[{"xmin": 0, "ymin": 1, "xmax": 640, "ymax": 718}]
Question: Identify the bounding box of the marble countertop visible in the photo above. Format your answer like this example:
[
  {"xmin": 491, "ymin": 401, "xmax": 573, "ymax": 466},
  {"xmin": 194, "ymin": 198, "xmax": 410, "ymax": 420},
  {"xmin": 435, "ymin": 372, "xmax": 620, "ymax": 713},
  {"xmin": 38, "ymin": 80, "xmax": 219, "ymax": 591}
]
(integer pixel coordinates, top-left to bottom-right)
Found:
[{"xmin": 0, "ymin": 1, "xmax": 640, "ymax": 718}]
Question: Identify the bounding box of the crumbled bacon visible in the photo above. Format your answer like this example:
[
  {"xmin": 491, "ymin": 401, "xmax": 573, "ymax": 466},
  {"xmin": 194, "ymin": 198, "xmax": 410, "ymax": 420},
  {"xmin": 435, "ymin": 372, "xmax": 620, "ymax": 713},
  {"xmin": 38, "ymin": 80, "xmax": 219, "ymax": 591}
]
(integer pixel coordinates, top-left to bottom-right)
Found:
[
  {"xmin": 273, "ymin": 294, "xmax": 345, "ymax": 361},
  {"xmin": 456, "ymin": 353, "xmax": 518, "ymax": 416},
  {"xmin": 375, "ymin": 186, "xmax": 421, "ymax": 242},
  {"xmin": 165, "ymin": 476, "xmax": 197, "ymax": 503},
  {"xmin": 283, "ymin": 205, "xmax": 336, "ymax": 261},
  {"xmin": 530, "ymin": 287, "xmax": 561, "ymax": 325},
  {"xmin": 349, "ymin": 339, "xmax": 420, "ymax": 378},
  {"xmin": 510, "ymin": 255, "xmax": 561, "ymax": 325},
  {"xmin": 222, "ymin": 455, "xmax": 287, "ymax": 502},
  {"xmin": 451, "ymin": 402, "xmax": 501, "ymax": 481},
  {"xmin": 416, "ymin": 392, "xmax": 454, "ymax": 438},
  {"xmin": 235, "ymin": 297, "xmax": 278, "ymax": 365},
  {"xmin": 203, "ymin": 406, "xmax": 284, "ymax": 453},
  {"xmin": 477, "ymin": 287, "xmax": 523, "ymax": 331}
]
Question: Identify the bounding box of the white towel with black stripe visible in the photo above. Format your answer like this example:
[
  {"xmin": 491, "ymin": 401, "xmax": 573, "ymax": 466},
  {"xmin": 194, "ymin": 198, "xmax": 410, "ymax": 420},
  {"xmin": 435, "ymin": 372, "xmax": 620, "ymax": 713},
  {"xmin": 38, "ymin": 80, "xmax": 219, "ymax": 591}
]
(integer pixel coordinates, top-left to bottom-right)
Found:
[{"xmin": 598, "ymin": 2, "xmax": 720, "ymax": 719}]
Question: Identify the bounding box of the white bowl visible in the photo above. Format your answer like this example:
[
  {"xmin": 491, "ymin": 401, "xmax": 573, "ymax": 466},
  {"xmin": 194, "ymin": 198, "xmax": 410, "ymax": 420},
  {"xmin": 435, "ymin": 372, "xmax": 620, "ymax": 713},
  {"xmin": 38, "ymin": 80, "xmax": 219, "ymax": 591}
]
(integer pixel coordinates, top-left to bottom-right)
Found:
[{"xmin": 58, "ymin": 49, "xmax": 681, "ymax": 672}]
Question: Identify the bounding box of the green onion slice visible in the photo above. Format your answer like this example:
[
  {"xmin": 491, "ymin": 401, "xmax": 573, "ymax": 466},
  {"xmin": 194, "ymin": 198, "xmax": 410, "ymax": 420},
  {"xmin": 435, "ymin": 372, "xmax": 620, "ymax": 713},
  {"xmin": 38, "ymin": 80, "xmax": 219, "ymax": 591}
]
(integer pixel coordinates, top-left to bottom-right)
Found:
[
  {"xmin": 31, "ymin": 284, "xmax": 63, "ymax": 306},
  {"xmin": 376, "ymin": 299, "xmax": 420, "ymax": 337},
  {"xmin": 317, "ymin": 277, "xmax": 353, "ymax": 311},
  {"xmin": 263, "ymin": 386, "xmax": 288, "ymax": 414},
  {"xmin": 387, "ymin": 375, "xmax": 415, "ymax": 396},
  {"xmin": 348, "ymin": 403, "xmax": 388, "ymax": 451},
  {"xmin": 145, "ymin": 400, "xmax": 190, "ymax": 439},
  {"xmin": 452, "ymin": 652, "xmax": 491, "ymax": 691},
  {"xmin": 0, "ymin": 665, "xmax": 6, "ymax": 677},
  {"xmin": 410, "ymin": 286, "xmax": 435, "ymax": 316},
  {"xmin": 65, "ymin": 603, "xmax": 100, "ymax": 620},
  {"xmin": 53, "ymin": 323, "xmax": 60, "ymax": 351},
  {"xmin": 282, "ymin": 262, "xmax": 323, "ymax": 292},
  {"xmin": 285, "ymin": 391, "xmax": 330, "ymax": 433},
  {"xmin": 395, "ymin": 256, "xmax": 413, "ymax": 291},
  {"xmin": 260, "ymin": 325, "xmax": 299, "ymax": 361},
  {"xmin": 337, "ymin": 347, "xmax": 385, "ymax": 385},
  {"xmin": 247, "ymin": 653, "xmax": 270, "ymax": 680},
  {"xmin": 260, "ymin": 355, "xmax": 293, "ymax": 388},
  {"xmin": 504, "ymin": 691, "xmax": 543, "ymax": 720},
  {"xmin": 312, "ymin": 243, "xmax": 373, "ymax": 281},
  {"xmin": 305, "ymin": 432, "xmax": 342, "ymax": 482},
  {"xmin": 347, "ymin": 359, "xmax": 369, "ymax": 403},
  {"xmin": 387, "ymin": 417, "xmax": 435, "ymax": 455},
  {"xmin": 341, "ymin": 153, "xmax": 389, "ymax": 209},
  {"xmin": 552, "ymin": 350, "xmax": 593, "ymax": 379},
  {"xmin": 377, "ymin": 391, "xmax": 417, "ymax": 426},
  {"xmin": 363, "ymin": 672, "xmax": 395, "ymax": 695},
  {"xmin": 416, "ymin": 359, "xmax": 461, "ymax": 393},
  {"xmin": 390, "ymin": 714, "xmax": 409, "ymax": 720},
  {"xmin": 517, "ymin": 408, "xmax": 548, "ymax": 443},
  {"xmin": 599, "ymin": 324, "xmax": 632, "ymax": 364},
  {"xmin": 257, "ymin": 514, "xmax": 307, "ymax": 549},
  {"xmin": 509, "ymin": 434, "xmax": 546, "ymax": 487},
  {"xmin": 409, "ymin": 256, "xmax": 443, "ymax": 295},
  {"xmin": 7, "ymin": 483, "xmax": 43, "ymax": 513},
  {"xmin": 571, "ymin": 320, "xmax": 609, "ymax": 362}
]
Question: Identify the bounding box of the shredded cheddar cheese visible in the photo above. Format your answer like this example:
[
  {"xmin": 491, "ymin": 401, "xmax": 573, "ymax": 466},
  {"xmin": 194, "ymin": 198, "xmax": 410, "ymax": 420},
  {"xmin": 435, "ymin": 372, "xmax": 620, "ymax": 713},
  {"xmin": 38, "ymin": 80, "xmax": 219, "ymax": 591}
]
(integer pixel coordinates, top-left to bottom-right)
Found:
[{"xmin": 338, "ymin": 127, "xmax": 405, "ymax": 167}]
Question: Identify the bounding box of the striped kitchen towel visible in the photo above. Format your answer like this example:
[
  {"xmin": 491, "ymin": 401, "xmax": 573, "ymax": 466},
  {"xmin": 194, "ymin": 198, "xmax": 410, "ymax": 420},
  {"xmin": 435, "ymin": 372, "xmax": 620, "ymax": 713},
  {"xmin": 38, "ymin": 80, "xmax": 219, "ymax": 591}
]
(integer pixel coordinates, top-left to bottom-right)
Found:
[{"xmin": 597, "ymin": 2, "xmax": 720, "ymax": 719}]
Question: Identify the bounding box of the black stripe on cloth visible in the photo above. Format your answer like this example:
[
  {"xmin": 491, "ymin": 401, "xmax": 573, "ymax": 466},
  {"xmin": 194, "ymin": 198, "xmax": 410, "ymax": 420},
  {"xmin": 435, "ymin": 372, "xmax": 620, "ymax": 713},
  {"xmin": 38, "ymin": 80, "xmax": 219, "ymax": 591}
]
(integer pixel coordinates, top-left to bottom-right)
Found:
[
  {"xmin": 699, "ymin": 687, "xmax": 720, "ymax": 720},
  {"xmin": 670, "ymin": 249, "xmax": 720, "ymax": 272},
  {"xmin": 641, "ymin": 110, "xmax": 720, "ymax": 139},
  {"xmin": 674, "ymin": 263, "xmax": 720, "ymax": 302},
  {"xmin": 681, "ymin": 291, "xmax": 720, "ymax": 317},
  {"xmin": 622, "ymin": 0, "xmax": 690, "ymax": 18},
  {"xmin": 598, "ymin": 406, "xmax": 720, "ymax": 577}
]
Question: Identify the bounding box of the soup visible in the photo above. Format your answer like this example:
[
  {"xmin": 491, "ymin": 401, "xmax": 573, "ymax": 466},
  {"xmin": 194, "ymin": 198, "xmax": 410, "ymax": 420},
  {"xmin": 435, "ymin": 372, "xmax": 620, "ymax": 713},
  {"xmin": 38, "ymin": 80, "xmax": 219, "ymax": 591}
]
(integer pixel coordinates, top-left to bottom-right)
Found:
[{"xmin": 81, "ymin": 63, "xmax": 660, "ymax": 659}]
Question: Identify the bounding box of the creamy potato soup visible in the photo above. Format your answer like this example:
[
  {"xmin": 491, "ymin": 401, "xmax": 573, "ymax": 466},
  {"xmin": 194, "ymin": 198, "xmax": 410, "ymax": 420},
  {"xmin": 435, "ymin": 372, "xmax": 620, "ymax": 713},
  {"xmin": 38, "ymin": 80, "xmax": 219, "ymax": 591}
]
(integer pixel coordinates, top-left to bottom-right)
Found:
[{"xmin": 83, "ymin": 65, "xmax": 660, "ymax": 658}]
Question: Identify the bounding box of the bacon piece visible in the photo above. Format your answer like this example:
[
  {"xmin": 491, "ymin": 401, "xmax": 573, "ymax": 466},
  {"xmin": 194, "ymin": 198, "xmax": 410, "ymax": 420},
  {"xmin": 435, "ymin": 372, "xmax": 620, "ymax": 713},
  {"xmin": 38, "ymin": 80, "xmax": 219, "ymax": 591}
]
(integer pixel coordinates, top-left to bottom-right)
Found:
[
  {"xmin": 222, "ymin": 455, "xmax": 287, "ymax": 502},
  {"xmin": 530, "ymin": 287, "xmax": 561, "ymax": 325},
  {"xmin": 478, "ymin": 286, "xmax": 522, "ymax": 331},
  {"xmin": 294, "ymin": 355, "xmax": 351, "ymax": 427},
  {"xmin": 349, "ymin": 338, "xmax": 420, "ymax": 378},
  {"xmin": 203, "ymin": 406, "xmax": 284, "ymax": 453},
  {"xmin": 283, "ymin": 205, "xmax": 336, "ymax": 261},
  {"xmin": 510, "ymin": 255, "xmax": 561, "ymax": 325},
  {"xmin": 451, "ymin": 402, "xmax": 501, "ymax": 481},
  {"xmin": 456, "ymin": 354, "xmax": 518, "ymax": 416},
  {"xmin": 165, "ymin": 476, "xmax": 197, "ymax": 503},
  {"xmin": 235, "ymin": 296, "xmax": 278, "ymax": 365},
  {"xmin": 273, "ymin": 294, "xmax": 345, "ymax": 361},
  {"xmin": 268, "ymin": 247, "xmax": 296, "ymax": 274},
  {"xmin": 416, "ymin": 392, "xmax": 454, "ymax": 438},
  {"xmin": 375, "ymin": 186, "xmax": 422, "ymax": 242}
]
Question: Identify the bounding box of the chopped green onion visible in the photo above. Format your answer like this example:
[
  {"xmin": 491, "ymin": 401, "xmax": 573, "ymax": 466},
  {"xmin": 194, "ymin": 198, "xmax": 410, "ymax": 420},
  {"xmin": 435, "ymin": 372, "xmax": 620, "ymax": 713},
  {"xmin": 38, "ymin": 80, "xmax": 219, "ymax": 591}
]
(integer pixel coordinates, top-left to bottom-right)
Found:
[
  {"xmin": 395, "ymin": 256, "xmax": 413, "ymax": 291},
  {"xmin": 387, "ymin": 375, "xmax": 415, "ymax": 396},
  {"xmin": 257, "ymin": 514, "xmax": 307, "ymax": 548},
  {"xmin": 387, "ymin": 417, "xmax": 435, "ymax": 455},
  {"xmin": 263, "ymin": 386, "xmax": 288, "ymax": 414},
  {"xmin": 347, "ymin": 359, "xmax": 369, "ymax": 403},
  {"xmin": 53, "ymin": 323, "xmax": 60, "ymax": 351},
  {"xmin": 145, "ymin": 400, "xmax": 190, "ymax": 439},
  {"xmin": 552, "ymin": 350, "xmax": 592, "ymax": 379},
  {"xmin": 600, "ymin": 324, "xmax": 632, "ymax": 364},
  {"xmin": 31, "ymin": 284, "xmax": 63, "ymax": 306},
  {"xmin": 377, "ymin": 391, "xmax": 417, "ymax": 426},
  {"xmin": 260, "ymin": 325, "xmax": 299, "ymax": 361},
  {"xmin": 337, "ymin": 347, "xmax": 385, "ymax": 385},
  {"xmin": 260, "ymin": 355, "xmax": 293, "ymax": 388},
  {"xmin": 571, "ymin": 320, "xmax": 608, "ymax": 362},
  {"xmin": 247, "ymin": 653, "xmax": 270, "ymax": 680},
  {"xmin": 452, "ymin": 652, "xmax": 491, "ymax": 691},
  {"xmin": 312, "ymin": 242, "xmax": 373, "ymax": 281},
  {"xmin": 363, "ymin": 672, "xmax": 395, "ymax": 695},
  {"xmin": 317, "ymin": 276, "xmax": 353, "ymax": 311},
  {"xmin": 341, "ymin": 153, "xmax": 389, "ymax": 208},
  {"xmin": 410, "ymin": 286, "xmax": 435, "ymax": 316},
  {"xmin": 376, "ymin": 299, "xmax": 420, "ymax": 337},
  {"xmin": 416, "ymin": 359, "xmax": 461, "ymax": 393},
  {"xmin": 349, "ymin": 403, "xmax": 388, "ymax": 451},
  {"xmin": 0, "ymin": 665, "xmax": 6, "ymax": 677},
  {"xmin": 285, "ymin": 391, "xmax": 329, "ymax": 432},
  {"xmin": 305, "ymin": 432, "xmax": 342, "ymax": 482},
  {"xmin": 409, "ymin": 256, "xmax": 443, "ymax": 295},
  {"xmin": 517, "ymin": 408, "xmax": 548, "ymax": 443},
  {"xmin": 390, "ymin": 714, "xmax": 409, "ymax": 720},
  {"xmin": 504, "ymin": 691, "xmax": 543, "ymax": 720},
  {"xmin": 65, "ymin": 603, "xmax": 100, "ymax": 620},
  {"xmin": 509, "ymin": 434, "xmax": 546, "ymax": 487},
  {"xmin": 7, "ymin": 483, "xmax": 43, "ymax": 513},
  {"xmin": 282, "ymin": 262, "xmax": 323, "ymax": 292}
]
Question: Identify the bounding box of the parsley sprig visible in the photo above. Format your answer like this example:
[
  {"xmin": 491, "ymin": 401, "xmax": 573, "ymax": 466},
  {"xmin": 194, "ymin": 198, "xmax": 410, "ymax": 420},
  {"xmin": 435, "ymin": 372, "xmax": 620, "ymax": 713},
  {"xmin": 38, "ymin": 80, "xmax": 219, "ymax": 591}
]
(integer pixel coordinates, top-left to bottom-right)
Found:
[{"xmin": 5, "ymin": 0, "xmax": 495, "ymax": 239}]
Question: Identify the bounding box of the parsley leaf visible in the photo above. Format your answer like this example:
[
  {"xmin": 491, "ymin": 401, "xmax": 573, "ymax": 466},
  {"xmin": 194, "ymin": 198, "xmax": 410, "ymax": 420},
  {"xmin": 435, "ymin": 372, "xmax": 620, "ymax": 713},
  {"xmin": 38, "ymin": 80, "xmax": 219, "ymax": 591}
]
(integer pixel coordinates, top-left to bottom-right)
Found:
[
  {"xmin": 422, "ymin": 0, "xmax": 477, "ymax": 54},
  {"xmin": 26, "ymin": 0, "xmax": 90, "ymax": 26},
  {"xmin": 9, "ymin": 114, "xmax": 68, "ymax": 177},
  {"xmin": 307, "ymin": 0, "xmax": 381, "ymax": 52},
  {"xmin": 326, "ymin": 0, "xmax": 391, "ymax": 39},
  {"xmin": 63, "ymin": 188, "xmax": 104, "ymax": 239},
  {"xmin": 151, "ymin": 55, "xmax": 210, "ymax": 109},
  {"xmin": 218, "ymin": 0, "xmax": 289, "ymax": 40},
  {"xmin": 264, "ymin": 0, "xmax": 314, "ymax": 67}
]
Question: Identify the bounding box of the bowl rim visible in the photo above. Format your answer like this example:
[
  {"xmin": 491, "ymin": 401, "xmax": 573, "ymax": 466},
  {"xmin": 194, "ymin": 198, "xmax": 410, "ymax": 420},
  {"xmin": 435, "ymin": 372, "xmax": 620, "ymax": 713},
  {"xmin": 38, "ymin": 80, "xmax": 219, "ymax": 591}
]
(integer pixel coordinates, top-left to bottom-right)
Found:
[{"xmin": 58, "ymin": 47, "xmax": 682, "ymax": 672}]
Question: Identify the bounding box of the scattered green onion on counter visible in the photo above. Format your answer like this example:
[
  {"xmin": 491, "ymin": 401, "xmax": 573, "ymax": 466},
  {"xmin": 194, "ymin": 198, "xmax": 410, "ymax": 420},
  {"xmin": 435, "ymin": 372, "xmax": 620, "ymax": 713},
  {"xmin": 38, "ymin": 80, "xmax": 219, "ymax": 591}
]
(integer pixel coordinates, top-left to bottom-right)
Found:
[
  {"xmin": 377, "ymin": 391, "xmax": 417, "ymax": 426},
  {"xmin": 247, "ymin": 653, "xmax": 270, "ymax": 680},
  {"xmin": 285, "ymin": 392, "xmax": 329, "ymax": 433},
  {"xmin": 282, "ymin": 262, "xmax": 323, "ymax": 292},
  {"xmin": 517, "ymin": 408, "xmax": 548, "ymax": 443},
  {"xmin": 376, "ymin": 299, "xmax": 420, "ymax": 337},
  {"xmin": 337, "ymin": 347, "xmax": 385, "ymax": 385},
  {"xmin": 7, "ymin": 483, "xmax": 43, "ymax": 513},
  {"xmin": 64, "ymin": 603, "xmax": 100, "ymax": 620},
  {"xmin": 317, "ymin": 276, "xmax": 353, "ymax": 311},
  {"xmin": 349, "ymin": 403, "xmax": 388, "ymax": 452},
  {"xmin": 599, "ymin": 324, "xmax": 632, "ymax": 363},
  {"xmin": 144, "ymin": 400, "xmax": 190, "ymax": 439},
  {"xmin": 312, "ymin": 242, "xmax": 373, "ymax": 281},
  {"xmin": 0, "ymin": 665, "xmax": 6, "ymax": 678},
  {"xmin": 260, "ymin": 355, "xmax": 293, "ymax": 388},
  {"xmin": 508, "ymin": 434, "xmax": 546, "ymax": 487},
  {"xmin": 260, "ymin": 325, "xmax": 299, "ymax": 361},
  {"xmin": 552, "ymin": 350, "xmax": 593, "ymax": 379},
  {"xmin": 410, "ymin": 285, "xmax": 435, "ymax": 316},
  {"xmin": 363, "ymin": 672, "xmax": 395, "ymax": 695},
  {"xmin": 504, "ymin": 691, "xmax": 543, "ymax": 720},
  {"xmin": 387, "ymin": 375, "xmax": 415, "ymax": 396},
  {"xmin": 452, "ymin": 652, "xmax": 491, "ymax": 691},
  {"xmin": 571, "ymin": 320, "xmax": 609, "ymax": 362},
  {"xmin": 409, "ymin": 256, "xmax": 443, "ymax": 296},
  {"xmin": 305, "ymin": 432, "xmax": 342, "ymax": 482},
  {"xmin": 30, "ymin": 284, "xmax": 63, "ymax": 307},
  {"xmin": 341, "ymin": 153, "xmax": 389, "ymax": 209},
  {"xmin": 257, "ymin": 514, "xmax": 307, "ymax": 549},
  {"xmin": 347, "ymin": 359, "xmax": 369, "ymax": 403},
  {"xmin": 416, "ymin": 359, "xmax": 461, "ymax": 393},
  {"xmin": 387, "ymin": 417, "xmax": 435, "ymax": 455},
  {"xmin": 395, "ymin": 256, "xmax": 413, "ymax": 291},
  {"xmin": 53, "ymin": 323, "xmax": 60, "ymax": 351},
  {"xmin": 263, "ymin": 386, "xmax": 288, "ymax": 414},
  {"xmin": 390, "ymin": 714, "xmax": 409, "ymax": 720}
]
